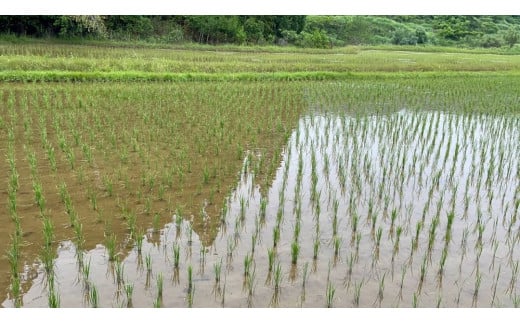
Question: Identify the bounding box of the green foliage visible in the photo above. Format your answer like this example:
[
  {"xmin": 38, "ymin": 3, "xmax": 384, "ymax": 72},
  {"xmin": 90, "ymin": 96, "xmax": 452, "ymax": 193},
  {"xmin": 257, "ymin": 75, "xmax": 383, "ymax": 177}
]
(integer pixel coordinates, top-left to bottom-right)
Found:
[
  {"xmin": 106, "ymin": 16, "xmax": 154, "ymax": 39},
  {"xmin": 54, "ymin": 16, "xmax": 107, "ymax": 38},
  {"xmin": 480, "ymin": 35, "xmax": 503, "ymax": 48},
  {"xmin": 504, "ymin": 27, "xmax": 520, "ymax": 47},
  {"xmin": 433, "ymin": 16, "xmax": 478, "ymax": 41},
  {"xmin": 244, "ymin": 18, "xmax": 265, "ymax": 44},
  {"xmin": 299, "ymin": 29, "xmax": 331, "ymax": 48},
  {"xmin": 2, "ymin": 15, "xmax": 520, "ymax": 49},
  {"xmin": 392, "ymin": 28, "xmax": 418, "ymax": 45},
  {"xmin": 185, "ymin": 16, "xmax": 246, "ymax": 45}
]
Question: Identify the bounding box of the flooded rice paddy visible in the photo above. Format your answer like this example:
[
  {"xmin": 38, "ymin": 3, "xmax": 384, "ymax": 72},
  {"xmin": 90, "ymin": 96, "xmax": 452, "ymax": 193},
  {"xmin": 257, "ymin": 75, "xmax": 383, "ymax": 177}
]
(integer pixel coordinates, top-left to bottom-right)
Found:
[{"xmin": 1, "ymin": 80, "xmax": 519, "ymax": 307}]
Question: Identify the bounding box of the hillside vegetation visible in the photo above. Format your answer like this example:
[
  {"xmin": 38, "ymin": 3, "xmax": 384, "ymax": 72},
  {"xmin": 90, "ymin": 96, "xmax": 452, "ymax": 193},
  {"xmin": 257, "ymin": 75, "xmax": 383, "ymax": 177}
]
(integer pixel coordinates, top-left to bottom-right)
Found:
[{"xmin": 1, "ymin": 15, "xmax": 520, "ymax": 49}]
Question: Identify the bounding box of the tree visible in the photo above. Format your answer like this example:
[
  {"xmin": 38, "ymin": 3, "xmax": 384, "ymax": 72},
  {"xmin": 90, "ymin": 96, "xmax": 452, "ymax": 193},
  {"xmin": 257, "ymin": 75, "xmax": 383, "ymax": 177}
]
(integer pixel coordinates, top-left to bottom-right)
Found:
[
  {"xmin": 243, "ymin": 18, "xmax": 265, "ymax": 44},
  {"xmin": 54, "ymin": 16, "xmax": 107, "ymax": 38},
  {"xmin": 105, "ymin": 16, "xmax": 154, "ymax": 39},
  {"xmin": 504, "ymin": 27, "xmax": 520, "ymax": 48}
]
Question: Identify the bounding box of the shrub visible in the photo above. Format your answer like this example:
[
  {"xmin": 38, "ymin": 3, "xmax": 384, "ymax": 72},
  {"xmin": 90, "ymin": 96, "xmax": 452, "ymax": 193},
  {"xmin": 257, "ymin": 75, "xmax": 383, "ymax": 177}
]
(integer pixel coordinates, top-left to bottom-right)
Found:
[
  {"xmin": 503, "ymin": 27, "xmax": 520, "ymax": 48},
  {"xmin": 480, "ymin": 35, "xmax": 503, "ymax": 48},
  {"xmin": 392, "ymin": 28, "xmax": 418, "ymax": 45},
  {"xmin": 299, "ymin": 29, "xmax": 331, "ymax": 48}
]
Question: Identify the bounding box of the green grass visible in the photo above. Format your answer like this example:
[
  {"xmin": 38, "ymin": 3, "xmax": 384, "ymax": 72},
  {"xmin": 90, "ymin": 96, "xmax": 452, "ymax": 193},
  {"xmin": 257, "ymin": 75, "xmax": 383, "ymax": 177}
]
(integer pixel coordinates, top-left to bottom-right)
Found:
[
  {"xmin": 2, "ymin": 42, "xmax": 520, "ymax": 75},
  {"xmin": 2, "ymin": 41, "xmax": 520, "ymax": 84}
]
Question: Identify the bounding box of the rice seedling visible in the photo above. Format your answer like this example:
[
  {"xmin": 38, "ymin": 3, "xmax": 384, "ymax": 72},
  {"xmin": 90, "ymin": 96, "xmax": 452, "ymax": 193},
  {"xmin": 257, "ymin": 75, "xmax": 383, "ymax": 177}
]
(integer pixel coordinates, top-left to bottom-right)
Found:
[
  {"xmin": 10, "ymin": 276, "xmax": 22, "ymax": 308},
  {"xmin": 251, "ymin": 231, "xmax": 258, "ymax": 255},
  {"xmin": 313, "ymin": 235, "xmax": 320, "ymax": 261},
  {"xmin": 473, "ymin": 272, "xmax": 482, "ymax": 306},
  {"xmin": 418, "ymin": 256, "xmax": 428, "ymax": 294},
  {"xmin": 374, "ymin": 227, "xmax": 383, "ymax": 260},
  {"xmin": 152, "ymin": 213, "xmax": 161, "ymax": 233},
  {"xmin": 392, "ymin": 226, "xmax": 403, "ymax": 260},
  {"xmin": 32, "ymin": 180, "xmax": 45, "ymax": 213},
  {"xmin": 187, "ymin": 223, "xmax": 193, "ymax": 245},
  {"xmin": 333, "ymin": 236, "xmax": 341, "ymax": 258},
  {"xmin": 173, "ymin": 243, "xmax": 180, "ymax": 269},
  {"xmin": 293, "ymin": 220, "xmax": 301, "ymax": 242},
  {"xmin": 115, "ymin": 258, "xmax": 125, "ymax": 286},
  {"xmin": 273, "ymin": 262, "xmax": 283, "ymax": 293},
  {"xmin": 412, "ymin": 220, "xmax": 423, "ymax": 252},
  {"xmin": 125, "ymin": 284, "xmax": 134, "ymax": 307},
  {"xmin": 156, "ymin": 272, "xmax": 163, "ymax": 300},
  {"xmin": 102, "ymin": 175, "xmax": 113, "ymax": 197},
  {"xmin": 272, "ymin": 225, "xmax": 280, "ymax": 248},
  {"xmin": 82, "ymin": 258, "xmax": 91, "ymax": 284},
  {"xmin": 89, "ymin": 284, "xmax": 99, "ymax": 308},
  {"xmin": 42, "ymin": 216, "xmax": 54, "ymax": 247},
  {"xmin": 48, "ymin": 286, "xmax": 61, "ymax": 308},
  {"xmin": 513, "ymin": 294, "xmax": 520, "ymax": 308},
  {"xmin": 389, "ymin": 209, "xmax": 398, "ymax": 236},
  {"xmin": 187, "ymin": 285, "xmax": 195, "ymax": 308},
  {"xmin": 507, "ymin": 261, "xmax": 519, "ymax": 296},
  {"xmin": 105, "ymin": 233, "xmax": 117, "ymax": 261},
  {"xmin": 144, "ymin": 197, "xmax": 152, "ymax": 215},
  {"xmin": 291, "ymin": 241, "xmax": 300, "ymax": 265},
  {"xmin": 353, "ymin": 280, "xmax": 363, "ymax": 307},
  {"xmin": 246, "ymin": 268, "xmax": 256, "ymax": 306},
  {"xmin": 375, "ymin": 273, "xmax": 386, "ymax": 306},
  {"xmin": 86, "ymin": 186, "xmax": 98, "ymax": 211},
  {"xmin": 491, "ymin": 265, "xmax": 502, "ymax": 307},
  {"xmin": 438, "ymin": 248, "xmax": 448, "ymax": 283},
  {"xmin": 226, "ymin": 237, "xmax": 236, "ymax": 264},
  {"xmin": 325, "ymin": 281, "xmax": 335, "ymax": 308},
  {"xmin": 351, "ymin": 212, "xmax": 359, "ymax": 241},
  {"xmin": 153, "ymin": 296, "xmax": 162, "ymax": 308},
  {"xmin": 243, "ymin": 253, "xmax": 253, "ymax": 278},
  {"xmin": 301, "ymin": 262, "xmax": 309, "ymax": 294},
  {"xmin": 145, "ymin": 253, "xmax": 152, "ymax": 274},
  {"xmin": 135, "ymin": 229, "xmax": 144, "ymax": 254},
  {"xmin": 354, "ymin": 232, "xmax": 362, "ymax": 260},
  {"xmin": 427, "ymin": 217, "xmax": 439, "ymax": 257},
  {"xmin": 444, "ymin": 211, "xmax": 455, "ymax": 245},
  {"xmin": 259, "ymin": 197, "xmax": 267, "ymax": 220},
  {"xmin": 267, "ymin": 247, "xmax": 275, "ymax": 274},
  {"xmin": 213, "ymin": 258, "xmax": 222, "ymax": 285}
]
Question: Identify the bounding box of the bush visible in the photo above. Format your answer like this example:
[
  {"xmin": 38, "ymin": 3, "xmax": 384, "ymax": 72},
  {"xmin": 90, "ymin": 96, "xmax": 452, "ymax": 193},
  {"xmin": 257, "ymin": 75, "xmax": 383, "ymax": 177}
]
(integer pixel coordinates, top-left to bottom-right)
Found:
[
  {"xmin": 503, "ymin": 27, "xmax": 520, "ymax": 48},
  {"xmin": 280, "ymin": 29, "xmax": 300, "ymax": 45},
  {"xmin": 106, "ymin": 16, "xmax": 154, "ymax": 40},
  {"xmin": 150, "ymin": 18, "xmax": 184, "ymax": 43},
  {"xmin": 415, "ymin": 28, "xmax": 427, "ymax": 44},
  {"xmin": 298, "ymin": 29, "xmax": 331, "ymax": 48},
  {"xmin": 392, "ymin": 28, "xmax": 418, "ymax": 45},
  {"xmin": 480, "ymin": 35, "xmax": 503, "ymax": 48},
  {"xmin": 244, "ymin": 18, "xmax": 265, "ymax": 44}
]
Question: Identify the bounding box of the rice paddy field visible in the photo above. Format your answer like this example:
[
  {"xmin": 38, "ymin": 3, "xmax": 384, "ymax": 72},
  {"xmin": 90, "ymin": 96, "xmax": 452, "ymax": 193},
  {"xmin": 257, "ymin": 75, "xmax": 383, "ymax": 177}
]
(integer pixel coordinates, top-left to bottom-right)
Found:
[{"xmin": 1, "ymin": 42, "xmax": 519, "ymax": 308}]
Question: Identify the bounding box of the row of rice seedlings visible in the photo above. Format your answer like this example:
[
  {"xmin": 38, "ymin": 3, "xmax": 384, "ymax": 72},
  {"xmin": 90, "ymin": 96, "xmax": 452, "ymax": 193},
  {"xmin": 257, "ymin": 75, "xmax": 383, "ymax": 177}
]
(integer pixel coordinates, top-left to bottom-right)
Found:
[
  {"xmin": 3, "ymin": 100, "xmax": 20, "ymax": 301},
  {"xmin": 41, "ymin": 214, "xmax": 59, "ymax": 307},
  {"xmin": 5, "ymin": 132, "xmax": 24, "ymax": 307},
  {"xmin": 7, "ymin": 235, "xmax": 22, "ymax": 307}
]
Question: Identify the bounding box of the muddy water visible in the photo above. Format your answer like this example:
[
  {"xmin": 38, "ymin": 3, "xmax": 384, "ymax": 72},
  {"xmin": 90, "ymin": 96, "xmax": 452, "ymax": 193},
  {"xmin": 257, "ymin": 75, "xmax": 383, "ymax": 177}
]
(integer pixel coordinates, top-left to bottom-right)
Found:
[
  {"xmin": 4, "ymin": 109, "xmax": 519, "ymax": 307},
  {"xmin": 0, "ymin": 82, "xmax": 303, "ymax": 306}
]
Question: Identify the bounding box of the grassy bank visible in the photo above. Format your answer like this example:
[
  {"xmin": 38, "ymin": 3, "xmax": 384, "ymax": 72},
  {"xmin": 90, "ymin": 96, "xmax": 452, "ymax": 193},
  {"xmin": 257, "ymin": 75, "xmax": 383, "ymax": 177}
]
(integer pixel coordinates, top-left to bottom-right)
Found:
[
  {"xmin": 1, "ymin": 42, "xmax": 520, "ymax": 79},
  {"xmin": 2, "ymin": 70, "xmax": 520, "ymax": 83}
]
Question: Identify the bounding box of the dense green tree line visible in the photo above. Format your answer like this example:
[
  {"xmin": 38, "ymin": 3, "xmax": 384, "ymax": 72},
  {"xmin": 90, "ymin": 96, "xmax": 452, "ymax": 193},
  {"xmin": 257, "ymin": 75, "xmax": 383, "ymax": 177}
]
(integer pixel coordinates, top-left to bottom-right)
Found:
[{"xmin": 1, "ymin": 15, "xmax": 519, "ymax": 48}]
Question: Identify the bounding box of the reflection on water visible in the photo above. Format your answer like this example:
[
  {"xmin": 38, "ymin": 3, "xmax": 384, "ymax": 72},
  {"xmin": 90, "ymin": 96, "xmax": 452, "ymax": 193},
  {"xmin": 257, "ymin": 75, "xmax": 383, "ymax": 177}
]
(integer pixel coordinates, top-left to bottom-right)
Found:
[{"xmin": 5, "ymin": 110, "xmax": 519, "ymax": 307}]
